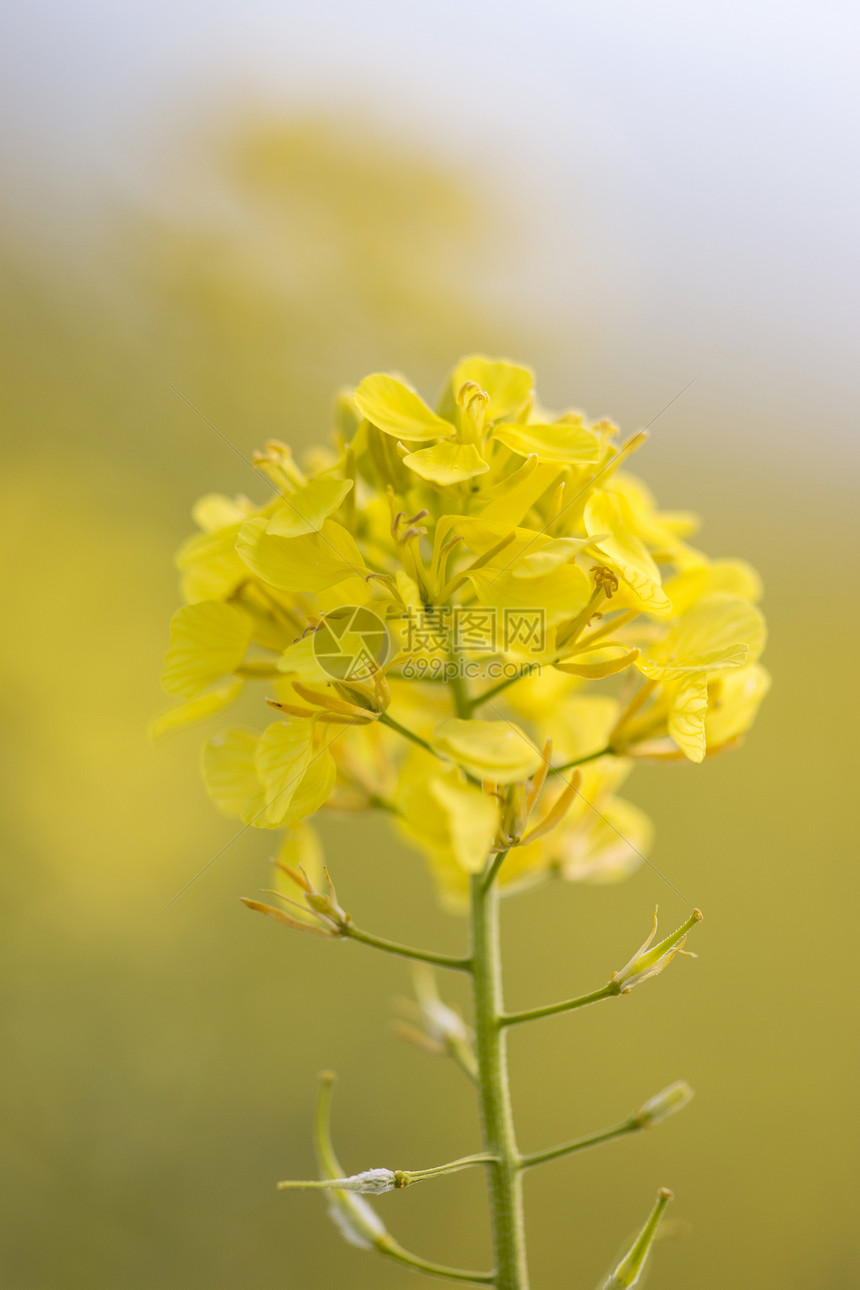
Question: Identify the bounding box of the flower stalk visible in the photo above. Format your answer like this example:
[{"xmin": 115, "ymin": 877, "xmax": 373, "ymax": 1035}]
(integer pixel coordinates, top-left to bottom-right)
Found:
[
  {"xmin": 470, "ymin": 871, "xmax": 530, "ymax": 1290},
  {"xmin": 158, "ymin": 355, "xmax": 770, "ymax": 1288},
  {"xmin": 501, "ymin": 909, "xmax": 702, "ymax": 1027},
  {"xmin": 521, "ymin": 1081, "xmax": 694, "ymax": 1170}
]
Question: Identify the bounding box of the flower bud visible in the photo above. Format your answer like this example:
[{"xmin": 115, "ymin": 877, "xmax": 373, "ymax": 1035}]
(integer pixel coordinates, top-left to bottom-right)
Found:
[
  {"xmin": 242, "ymin": 862, "xmax": 351, "ymax": 938},
  {"xmin": 598, "ymin": 1188, "xmax": 673, "ymax": 1288},
  {"xmin": 338, "ymin": 1168, "xmax": 398, "ymax": 1195},
  {"xmin": 611, "ymin": 907, "xmax": 702, "ymax": 994},
  {"xmin": 631, "ymin": 1081, "xmax": 694, "ymax": 1129},
  {"xmin": 302, "ymin": 866, "xmax": 350, "ymax": 928},
  {"xmin": 277, "ymin": 1167, "xmax": 398, "ymax": 1197}
]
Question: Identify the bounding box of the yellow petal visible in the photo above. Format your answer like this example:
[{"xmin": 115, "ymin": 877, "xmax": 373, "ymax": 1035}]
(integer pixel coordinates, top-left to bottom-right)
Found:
[
  {"xmin": 492, "ymin": 421, "xmax": 601, "ymax": 465},
  {"xmin": 705, "ymin": 663, "xmax": 771, "ymax": 749},
  {"xmin": 548, "ymin": 695, "xmax": 620, "ymax": 763},
  {"xmin": 467, "ymin": 563, "xmax": 591, "ymax": 627},
  {"xmin": 277, "ymin": 634, "xmax": 335, "ymax": 683},
  {"xmin": 266, "ymin": 476, "xmax": 354, "ymax": 538},
  {"xmin": 395, "ymin": 754, "xmax": 452, "ymax": 849},
  {"xmin": 667, "ymin": 675, "xmax": 709, "ymax": 762},
  {"xmin": 272, "ymin": 822, "xmax": 326, "ymax": 924},
  {"xmin": 403, "ymin": 441, "xmax": 489, "ymax": 485},
  {"xmin": 354, "ymin": 373, "xmax": 452, "ymax": 441},
  {"xmin": 555, "ymin": 646, "xmax": 640, "ymax": 679},
  {"xmin": 202, "ymin": 727, "xmax": 266, "ymax": 821},
  {"xmin": 315, "ymin": 575, "xmax": 374, "ymax": 612},
  {"xmin": 558, "ymin": 795, "xmax": 653, "ymax": 883},
  {"xmin": 175, "ymin": 525, "xmax": 247, "ymax": 603},
  {"xmin": 584, "ymin": 489, "xmax": 671, "ymax": 616},
  {"xmin": 283, "ymin": 748, "xmax": 337, "ymax": 826},
  {"xmin": 511, "ymin": 536, "xmax": 595, "ymax": 577},
  {"xmin": 161, "ymin": 601, "xmax": 253, "ymax": 698},
  {"xmin": 429, "ymin": 776, "xmax": 500, "ymax": 872},
  {"xmin": 432, "ymin": 518, "xmax": 591, "ymax": 591},
  {"xmin": 504, "ymin": 667, "xmax": 580, "ymax": 721},
  {"xmin": 663, "ymin": 558, "xmax": 763, "ymax": 612},
  {"xmin": 639, "ymin": 593, "xmax": 766, "ymax": 679},
  {"xmin": 494, "ymin": 837, "xmax": 552, "ymax": 893},
  {"xmin": 478, "ymin": 461, "xmax": 562, "ymax": 527},
  {"xmin": 395, "ymin": 569, "xmax": 423, "ymax": 609},
  {"xmin": 474, "ymin": 454, "xmax": 538, "ymax": 503},
  {"xmin": 434, "ymin": 717, "xmax": 542, "ymax": 784},
  {"xmin": 275, "ymin": 822, "xmax": 325, "ymax": 888},
  {"xmin": 611, "ymin": 472, "xmax": 699, "ymax": 547},
  {"xmin": 191, "ymin": 493, "xmax": 254, "ymax": 531},
  {"xmin": 394, "ymin": 753, "xmax": 502, "ymax": 888},
  {"xmin": 148, "ymin": 679, "xmax": 244, "ymax": 743},
  {"xmin": 434, "ymin": 514, "xmax": 546, "ymax": 562},
  {"xmin": 236, "ymin": 516, "xmax": 365, "ymax": 593},
  {"xmin": 442, "ymin": 356, "xmax": 534, "ymax": 423},
  {"xmin": 255, "ymin": 719, "xmax": 314, "ymax": 826}
]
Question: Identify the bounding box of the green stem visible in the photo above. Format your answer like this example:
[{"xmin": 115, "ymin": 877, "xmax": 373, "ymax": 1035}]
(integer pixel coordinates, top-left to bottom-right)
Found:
[
  {"xmin": 336, "ymin": 768, "xmax": 402, "ymax": 815},
  {"xmin": 399, "ymin": 1152, "xmax": 497, "ymax": 1185},
  {"xmin": 367, "ymin": 793, "xmax": 401, "ymax": 816},
  {"xmin": 470, "ymin": 874, "xmax": 529, "ymax": 1290},
  {"xmin": 547, "ymin": 745, "xmax": 613, "ymax": 775},
  {"xmin": 520, "ymin": 1118, "xmax": 639, "ymax": 1170},
  {"xmin": 378, "ymin": 712, "xmax": 439, "ymax": 756},
  {"xmin": 344, "ymin": 924, "xmax": 472, "ymax": 973},
  {"xmin": 448, "ymin": 658, "xmax": 473, "ymax": 719},
  {"xmin": 469, "ymin": 665, "xmax": 538, "ymax": 712},
  {"xmin": 500, "ymin": 981, "xmax": 619, "ymax": 1028},
  {"xmin": 234, "ymin": 661, "xmax": 282, "ymax": 680},
  {"xmin": 481, "ymin": 849, "xmax": 510, "ymax": 892},
  {"xmin": 379, "ymin": 1237, "xmax": 496, "ymax": 1284}
]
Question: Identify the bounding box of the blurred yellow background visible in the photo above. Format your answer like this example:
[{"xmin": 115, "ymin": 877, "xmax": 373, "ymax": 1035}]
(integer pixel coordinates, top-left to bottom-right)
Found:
[{"xmin": 2, "ymin": 9, "xmax": 859, "ymax": 1286}]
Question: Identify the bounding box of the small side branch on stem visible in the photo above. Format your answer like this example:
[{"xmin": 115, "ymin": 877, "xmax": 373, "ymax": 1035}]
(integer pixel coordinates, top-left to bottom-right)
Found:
[
  {"xmin": 521, "ymin": 1080, "xmax": 694, "ymax": 1171},
  {"xmin": 501, "ymin": 981, "xmax": 620, "ymax": 1027},
  {"xmin": 377, "ymin": 1237, "xmax": 496, "ymax": 1284},
  {"xmin": 277, "ymin": 1151, "xmax": 496, "ymax": 1193},
  {"xmin": 344, "ymin": 924, "xmax": 473, "ymax": 972}
]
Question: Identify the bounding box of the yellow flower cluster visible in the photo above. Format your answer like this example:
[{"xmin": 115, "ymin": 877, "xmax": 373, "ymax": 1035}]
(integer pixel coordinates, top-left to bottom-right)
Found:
[{"xmin": 157, "ymin": 357, "xmax": 769, "ymax": 907}]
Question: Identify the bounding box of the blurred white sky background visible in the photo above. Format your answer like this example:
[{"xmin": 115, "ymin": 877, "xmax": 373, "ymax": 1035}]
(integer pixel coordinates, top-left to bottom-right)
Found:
[{"xmin": 1, "ymin": 0, "xmax": 858, "ymax": 473}]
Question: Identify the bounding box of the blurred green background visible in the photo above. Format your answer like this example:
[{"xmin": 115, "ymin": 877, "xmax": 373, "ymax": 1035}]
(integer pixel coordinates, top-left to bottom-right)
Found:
[{"xmin": 1, "ymin": 9, "xmax": 859, "ymax": 1285}]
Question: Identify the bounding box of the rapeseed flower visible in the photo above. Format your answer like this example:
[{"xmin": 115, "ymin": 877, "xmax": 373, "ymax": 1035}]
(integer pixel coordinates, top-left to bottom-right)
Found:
[{"xmin": 157, "ymin": 357, "xmax": 769, "ymax": 902}]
